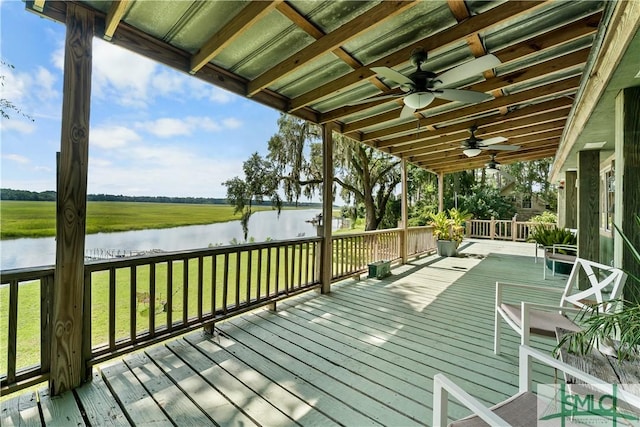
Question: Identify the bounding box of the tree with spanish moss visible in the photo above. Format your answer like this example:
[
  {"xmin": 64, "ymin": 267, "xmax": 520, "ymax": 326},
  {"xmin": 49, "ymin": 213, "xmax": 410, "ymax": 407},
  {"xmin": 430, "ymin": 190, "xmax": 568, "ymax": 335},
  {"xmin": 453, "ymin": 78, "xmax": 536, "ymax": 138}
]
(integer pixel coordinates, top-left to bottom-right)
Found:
[{"xmin": 265, "ymin": 113, "xmax": 402, "ymax": 231}]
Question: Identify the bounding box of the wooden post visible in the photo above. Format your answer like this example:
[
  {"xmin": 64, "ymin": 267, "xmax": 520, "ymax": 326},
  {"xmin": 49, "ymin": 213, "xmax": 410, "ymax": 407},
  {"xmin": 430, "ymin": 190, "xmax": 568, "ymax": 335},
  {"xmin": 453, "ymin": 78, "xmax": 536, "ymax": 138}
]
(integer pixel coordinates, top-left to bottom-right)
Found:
[
  {"xmin": 400, "ymin": 160, "xmax": 408, "ymax": 263},
  {"xmin": 438, "ymin": 172, "xmax": 444, "ymax": 213},
  {"xmin": 50, "ymin": 3, "xmax": 94, "ymax": 395},
  {"xmin": 615, "ymin": 86, "xmax": 640, "ymax": 303},
  {"xmin": 511, "ymin": 216, "xmax": 517, "ymax": 241},
  {"xmin": 577, "ymin": 150, "xmax": 600, "ymax": 279},
  {"xmin": 320, "ymin": 123, "xmax": 334, "ymax": 294}
]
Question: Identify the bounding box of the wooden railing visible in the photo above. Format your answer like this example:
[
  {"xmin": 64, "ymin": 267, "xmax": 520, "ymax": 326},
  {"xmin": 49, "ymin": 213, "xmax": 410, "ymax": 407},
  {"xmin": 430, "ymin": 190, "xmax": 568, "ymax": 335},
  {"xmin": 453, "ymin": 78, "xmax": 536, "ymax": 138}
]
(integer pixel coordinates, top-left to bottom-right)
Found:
[
  {"xmin": 331, "ymin": 226, "xmax": 436, "ymax": 280},
  {"xmin": 0, "ymin": 267, "xmax": 54, "ymax": 393},
  {"xmin": 1, "ymin": 237, "xmax": 320, "ymax": 394},
  {"xmin": 1, "ymin": 227, "xmax": 437, "ymax": 394},
  {"xmin": 466, "ymin": 218, "xmax": 535, "ymax": 242}
]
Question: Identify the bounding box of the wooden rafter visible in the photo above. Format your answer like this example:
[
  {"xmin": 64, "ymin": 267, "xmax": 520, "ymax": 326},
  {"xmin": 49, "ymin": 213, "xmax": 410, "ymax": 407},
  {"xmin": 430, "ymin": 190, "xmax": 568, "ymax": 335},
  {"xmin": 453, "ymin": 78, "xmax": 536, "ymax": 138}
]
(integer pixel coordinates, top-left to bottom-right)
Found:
[
  {"xmin": 288, "ymin": 1, "xmax": 546, "ymax": 112},
  {"xmin": 318, "ymin": 11, "xmax": 600, "ymax": 124},
  {"xmin": 32, "ymin": 0, "xmax": 46, "ymax": 13},
  {"xmin": 275, "ymin": 2, "xmax": 389, "ymax": 92},
  {"xmin": 190, "ymin": 1, "xmax": 282, "ymax": 74},
  {"xmin": 376, "ymin": 98, "xmax": 573, "ymax": 151},
  {"xmin": 348, "ymin": 74, "xmax": 581, "ymax": 138},
  {"xmin": 103, "ymin": 0, "xmax": 130, "ymax": 41},
  {"xmin": 247, "ymin": 0, "xmax": 417, "ymax": 96}
]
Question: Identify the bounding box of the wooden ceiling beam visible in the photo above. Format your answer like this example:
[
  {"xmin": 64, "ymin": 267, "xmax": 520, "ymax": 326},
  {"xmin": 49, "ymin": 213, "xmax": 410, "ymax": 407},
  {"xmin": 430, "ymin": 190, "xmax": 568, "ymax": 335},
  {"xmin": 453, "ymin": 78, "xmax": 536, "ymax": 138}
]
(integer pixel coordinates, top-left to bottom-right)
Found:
[
  {"xmin": 369, "ymin": 97, "xmax": 572, "ymax": 148},
  {"xmin": 289, "ymin": 1, "xmax": 545, "ymax": 112},
  {"xmin": 342, "ymin": 49, "xmax": 586, "ymax": 134},
  {"xmin": 318, "ymin": 11, "xmax": 600, "ymax": 123},
  {"xmin": 246, "ymin": 1, "xmax": 417, "ymax": 96},
  {"xmin": 190, "ymin": 1, "xmax": 282, "ymax": 74},
  {"xmin": 418, "ymin": 142, "xmax": 560, "ymax": 168},
  {"xmin": 404, "ymin": 127, "xmax": 565, "ymax": 161},
  {"xmin": 388, "ymin": 113, "xmax": 569, "ymax": 156},
  {"xmin": 376, "ymin": 101, "xmax": 571, "ymax": 151},
  {"xmin": 424, "ymin": 146, "xmax": 559, "ymax": 173},
  {"xmin": 276, "ymin": 2, "xmax": 389, "ymax": 92},
  {"xmin": 32, "ymin": 0, "xmax": 46, "ymax": 13},
  {"xmin": 346, "ymin": 74, "xmax": 580, "ymax": 137},
  {"xmin": 103, "ymin": 0, "xmax": 130, "ymax": 41}
]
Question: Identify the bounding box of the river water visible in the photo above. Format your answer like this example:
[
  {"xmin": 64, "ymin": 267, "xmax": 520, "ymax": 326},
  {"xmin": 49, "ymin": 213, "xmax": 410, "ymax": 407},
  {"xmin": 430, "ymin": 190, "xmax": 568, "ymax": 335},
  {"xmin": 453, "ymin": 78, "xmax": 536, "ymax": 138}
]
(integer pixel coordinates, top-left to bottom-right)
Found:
[{"xmin": 1, "ymin": 209, "xmax": 333, "ymax": 270}]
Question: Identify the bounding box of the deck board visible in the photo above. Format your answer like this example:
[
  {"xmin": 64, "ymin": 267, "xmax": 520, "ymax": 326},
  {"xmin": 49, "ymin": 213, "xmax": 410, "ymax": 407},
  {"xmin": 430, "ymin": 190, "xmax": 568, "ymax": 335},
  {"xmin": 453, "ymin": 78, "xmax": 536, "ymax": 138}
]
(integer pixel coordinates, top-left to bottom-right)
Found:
[{"xmin": 6, "ymin": 240, "xmax": 579, "ymax": 426}]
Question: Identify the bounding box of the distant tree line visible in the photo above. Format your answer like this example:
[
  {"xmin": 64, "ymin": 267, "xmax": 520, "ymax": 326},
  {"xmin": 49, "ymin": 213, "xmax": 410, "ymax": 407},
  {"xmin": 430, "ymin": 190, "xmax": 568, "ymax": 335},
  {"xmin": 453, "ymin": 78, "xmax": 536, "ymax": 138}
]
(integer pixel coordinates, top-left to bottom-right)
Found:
[{"xmin": 0, "ymin": 188, "xmax": 321, "ymax": 207}]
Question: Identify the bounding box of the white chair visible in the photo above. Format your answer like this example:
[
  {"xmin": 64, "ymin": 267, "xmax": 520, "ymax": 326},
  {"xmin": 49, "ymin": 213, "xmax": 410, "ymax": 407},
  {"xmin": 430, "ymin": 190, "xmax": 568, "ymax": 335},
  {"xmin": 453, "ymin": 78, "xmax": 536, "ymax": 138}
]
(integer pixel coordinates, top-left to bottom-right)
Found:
[
  {"xmin": 433, "ymin": 345, "xmax": 640, "ymax": 427},
  {"xmin": 494, "ymin": 258, "xmax": 627, "ymax": 354}
]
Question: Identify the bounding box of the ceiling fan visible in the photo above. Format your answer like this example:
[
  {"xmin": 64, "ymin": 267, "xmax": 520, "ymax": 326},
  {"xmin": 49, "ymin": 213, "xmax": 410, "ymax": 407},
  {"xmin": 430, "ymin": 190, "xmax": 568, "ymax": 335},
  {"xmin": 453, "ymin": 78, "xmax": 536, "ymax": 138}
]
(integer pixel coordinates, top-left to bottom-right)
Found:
[
  {"xmin": 350, "ymin": 48, "xmax": 501, "ymax": 118},
  {"xmin": 485, "ymin": 154, "xmax": 515, "ymax": 180},
  {"xmin": 461, "ymin": 125, "xmax": 519, "ymax": 157}
]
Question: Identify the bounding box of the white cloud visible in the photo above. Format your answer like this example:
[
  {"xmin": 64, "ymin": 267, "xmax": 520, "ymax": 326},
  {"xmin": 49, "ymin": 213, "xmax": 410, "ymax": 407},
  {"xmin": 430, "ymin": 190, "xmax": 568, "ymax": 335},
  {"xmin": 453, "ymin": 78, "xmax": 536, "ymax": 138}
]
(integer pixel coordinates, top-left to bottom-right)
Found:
[
  {"xmin": 34, "ymin": 166, "xmax": 53, "ymax": 172},
  {"xmin": 2, "ymin": 153, "xmax": 30, "ymax": 164},
  {"xmin": 222, "ymin": 117, "xmax": 242, "ymax": 129},
  {"xmin": 90, "ymin": 125, "xmax": 141, "ymax": 149},
  {"xmin": 0, "ymin": 118, "xmax": 36, "ymax": 134},
  {"xmin": 87, "ymin": 144, "xmax": 243, "ymax": 197},
  {"xmin": 92, "ymin": 39, "xmax": 158, "ymax": 107},
  {"xmin": 34, "ymin": 67, "xmax": 58, "ymax": 101},
  {"xmin": 137, "ymin": 118, "xmax": 192, "ymax": 138},
  {"xmin": 135, "ymin": 116, "xmax": 243, "ymax": 138},
  {"xmin": 1, "ymin": 66, "xmax": 28, "ymax": 103},
  {"xmin": 188, "ymin": 79, "xmax": 235, "ymax": 104}
]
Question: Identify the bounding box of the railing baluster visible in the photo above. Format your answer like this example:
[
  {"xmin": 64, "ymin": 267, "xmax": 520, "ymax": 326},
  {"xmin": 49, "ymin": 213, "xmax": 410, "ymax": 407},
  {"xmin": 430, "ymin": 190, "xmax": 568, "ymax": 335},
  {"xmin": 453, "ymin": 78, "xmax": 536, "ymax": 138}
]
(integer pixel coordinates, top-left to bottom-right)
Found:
[
  {"xmin": 257, "ymin": 248, "xmax": 263, "ymax": 302},
  {"xmin": 284, "ymin": 245, "xmax": 290, "ymax": 294},
  {"xmin": 149, "ymin": 263, "xmax": 156, "ymax": 337},
  {"xmin": 183, "ymin": 259, "xmax": 189, "ymax": 325},
  {"xmin": 266, "ymin": 247, "xmax": 272, "ymax": 298},
  {"xmin": 223, "ymin": 253, "xmax": 229, "ymax": 314},
  {"xmin": 109, "ymin": 267, "xmax": 116, "ymax": 351},
  {"xmin": 7, "ymin": 280, "xmax": 19, "ymax": 385},
  {"xmin": 246, "ymin": 250, "xmax": 252, "ymax": 305},
  {"xmin": 167, "ymin": 261, "xmax": 173, "ymax": 331},
  {"xmin": 81, "ymin": 271, "xmax": 90, "ymax": 379},
  {"xmin": 235, "ymin": 251, "xmax": 241, "ymax": 307},
  {"xmin": 197, "ymin": 256, "xmax": 203, "ymax": 321},
  {"xmin": 297, "ymin": 244, "xmax": 303, "ymax": 288},
  {"xmin": 42, "ymin": 274, "xmax": 53, "ymax": 374},
  {"xmin": 130, "ymin": 266, "xmax": 136, "ymax": 343},
  {"xmin": 211, "ymin": 255, "xmax": 217, "ymax": 314},
  {"xmin": 275, "ymin": 247, "xmax": 281, "ymax": 293}
]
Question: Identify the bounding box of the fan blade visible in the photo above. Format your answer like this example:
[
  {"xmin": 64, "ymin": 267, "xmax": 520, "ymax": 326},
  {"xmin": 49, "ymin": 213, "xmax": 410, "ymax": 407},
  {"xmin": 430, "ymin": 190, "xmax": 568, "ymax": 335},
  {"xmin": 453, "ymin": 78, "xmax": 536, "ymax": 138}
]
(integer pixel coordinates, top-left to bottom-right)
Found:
[
  {"xmin": 400, "ymin": 104, "xmax": 416, "ymax": 118},
  {"xmin": 482, "ymin": 144, "xmax": 520, "ymax": 151},
  {"xmin": 435, "ymin": 54, "xmax": 501, "ymax": 87},
  {"xmin": 347, "ymin": 93, "xmax": 404, "ymax": 106},
  {"xmin": 480, "ymin": 136, "xmax": 508, "ymax": 146},
  {"xmin": 433, "ymin": 88, "xmax": 492, "ymax": 103},
  {"xmin": 370, "ymin": 66, "xmax": 414, "ymax": 87}
]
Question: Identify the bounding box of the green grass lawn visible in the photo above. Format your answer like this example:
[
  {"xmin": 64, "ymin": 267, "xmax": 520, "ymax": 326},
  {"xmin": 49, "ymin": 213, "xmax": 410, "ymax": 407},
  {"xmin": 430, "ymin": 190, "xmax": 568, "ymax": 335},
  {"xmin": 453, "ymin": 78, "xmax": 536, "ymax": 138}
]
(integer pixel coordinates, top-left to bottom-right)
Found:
[{"xmin": 0, "ymin": 201, "xmax": 274, "ymax": 239}]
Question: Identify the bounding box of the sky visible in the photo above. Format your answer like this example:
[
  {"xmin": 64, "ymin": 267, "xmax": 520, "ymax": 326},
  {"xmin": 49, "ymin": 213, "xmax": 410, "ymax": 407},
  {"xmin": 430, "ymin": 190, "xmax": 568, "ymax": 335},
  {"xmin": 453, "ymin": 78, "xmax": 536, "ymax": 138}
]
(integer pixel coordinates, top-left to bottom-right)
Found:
[{"xmin": 0, "ymin": 0, "xmax": 282, "ymax": 198}]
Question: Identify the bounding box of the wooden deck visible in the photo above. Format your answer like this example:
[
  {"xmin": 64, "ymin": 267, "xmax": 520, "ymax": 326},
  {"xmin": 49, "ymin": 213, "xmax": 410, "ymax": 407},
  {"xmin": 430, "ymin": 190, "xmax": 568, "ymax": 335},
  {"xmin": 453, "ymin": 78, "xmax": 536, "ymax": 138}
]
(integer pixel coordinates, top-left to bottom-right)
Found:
[{"xmin": 2, "ymin": 240, "xmax": 568, "ymax": 426}]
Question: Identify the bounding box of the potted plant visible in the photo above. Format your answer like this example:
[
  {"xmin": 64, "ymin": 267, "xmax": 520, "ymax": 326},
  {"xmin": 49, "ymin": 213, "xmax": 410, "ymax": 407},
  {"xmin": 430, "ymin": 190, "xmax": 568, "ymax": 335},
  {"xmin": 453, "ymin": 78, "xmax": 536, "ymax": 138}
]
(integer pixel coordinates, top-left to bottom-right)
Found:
[
  {"xmin": 528, "ymin": 224, "xmax": 577, "ymax": 274},
  {"xmin": 430, "ymin": 208, "xmax": 472, "ymax": 257},
  {"xmin": 556, "ymin": 215, "xmax": 640, "ymax": 361}
]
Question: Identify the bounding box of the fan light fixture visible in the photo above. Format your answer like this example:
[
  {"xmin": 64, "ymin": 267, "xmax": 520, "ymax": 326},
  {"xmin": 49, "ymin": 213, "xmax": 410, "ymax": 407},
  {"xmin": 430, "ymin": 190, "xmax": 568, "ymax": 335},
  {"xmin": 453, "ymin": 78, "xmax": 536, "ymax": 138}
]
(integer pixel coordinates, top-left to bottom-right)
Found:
[
  {"xmin": 463, "ymin": 148, "xmax": 482, "ymax": 157},
  {"xmin": 404, "ymin": 92, "xmax": 434, "ymax": 109}
]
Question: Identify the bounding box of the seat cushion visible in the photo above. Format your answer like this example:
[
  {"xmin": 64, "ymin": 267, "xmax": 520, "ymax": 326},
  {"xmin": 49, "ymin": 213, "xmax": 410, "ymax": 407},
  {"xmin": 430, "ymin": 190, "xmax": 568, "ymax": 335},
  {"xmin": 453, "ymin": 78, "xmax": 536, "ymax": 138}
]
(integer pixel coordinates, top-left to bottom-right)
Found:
[
  {"xmin": 449, "ymin": 391, "xmax": 538, "ymax": 427},
  {"xmin": 500, "ymin": 303, "xmax": 581, "ymax": 337}
]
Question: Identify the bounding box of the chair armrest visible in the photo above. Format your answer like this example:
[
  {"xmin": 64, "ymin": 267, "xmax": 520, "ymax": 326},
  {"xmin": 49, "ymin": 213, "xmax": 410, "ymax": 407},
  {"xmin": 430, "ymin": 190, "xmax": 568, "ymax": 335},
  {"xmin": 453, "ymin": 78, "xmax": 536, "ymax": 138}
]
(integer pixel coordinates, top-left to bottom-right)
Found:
[
  {"xmin": 552, "ymin": 244, "xmax": 577, "ymax": 254},
  {"xmin": 433, "ymin": 374, "xmax": 509, "ymax": 427},
  {"xmin": 519, "ymin": 346, "xmax": 640, "ymax": 412},
  {"xmin": 496, "ymin": 281, "xmax": 565, "ymax": 294}
]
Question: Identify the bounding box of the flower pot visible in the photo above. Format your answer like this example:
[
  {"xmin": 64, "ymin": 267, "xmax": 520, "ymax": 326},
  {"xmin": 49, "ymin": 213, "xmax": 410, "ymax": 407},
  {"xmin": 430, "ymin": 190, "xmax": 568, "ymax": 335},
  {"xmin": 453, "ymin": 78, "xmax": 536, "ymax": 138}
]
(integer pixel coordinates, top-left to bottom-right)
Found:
[
  {"xmin": 545, "ymin": 258, "xmax": 573, "ymax": 275},
  {"xmin": 437, "ymin": 240, "xmax": 457, "ymax": 257}
]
